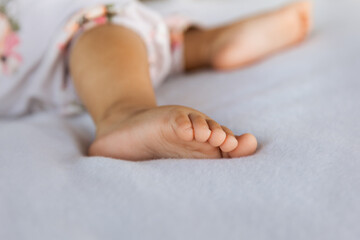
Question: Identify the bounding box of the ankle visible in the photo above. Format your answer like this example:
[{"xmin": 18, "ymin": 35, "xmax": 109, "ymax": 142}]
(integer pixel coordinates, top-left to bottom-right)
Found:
[{"xmin": 184, "ymin": 29, "xmax": 214, "ymax": 71}]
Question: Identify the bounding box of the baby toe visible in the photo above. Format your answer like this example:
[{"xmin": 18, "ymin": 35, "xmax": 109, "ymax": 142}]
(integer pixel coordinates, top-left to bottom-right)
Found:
[
  {"xmin": 207, "ymin": 119, "xmax": 227, "ymax": 147},
  {"xmin": 172, "ymin": 111, "xmax": 194, "ymax": 142},
  {"xmin": 189, "ymin": 113, "xmax": 211, "ymax": 143},
  {"xmin": 229, "ymin": 133, "xmax": 258, "ymax": 158},
  {"xmin": 219, "ymin": 126, "xmax": 238, "ymax": 152}
]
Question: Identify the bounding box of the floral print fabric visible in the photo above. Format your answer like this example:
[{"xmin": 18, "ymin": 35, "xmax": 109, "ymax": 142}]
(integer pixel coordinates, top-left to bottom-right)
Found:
[
  {"xmin": 0, "ymin": 0, "xmax": 21, "ymax": 75},
  {"xmin": 59, "ymin": 4, "xmax": 116, "ymax": 51},
  {"xmin": 0, "ymin": 0, "xmax": 190, "ymax": 117}
]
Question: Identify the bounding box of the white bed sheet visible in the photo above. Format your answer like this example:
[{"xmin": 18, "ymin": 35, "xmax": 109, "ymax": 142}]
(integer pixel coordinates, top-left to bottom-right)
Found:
[{"xmin": 1, "ymin": 0, "xmax": 360, "ymax": 239}]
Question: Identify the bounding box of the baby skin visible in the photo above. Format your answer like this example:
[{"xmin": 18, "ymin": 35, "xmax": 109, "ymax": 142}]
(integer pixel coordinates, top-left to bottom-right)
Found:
[{"xmin": 70, "ymin": 1, "xmax": 311, "ymax": 161}]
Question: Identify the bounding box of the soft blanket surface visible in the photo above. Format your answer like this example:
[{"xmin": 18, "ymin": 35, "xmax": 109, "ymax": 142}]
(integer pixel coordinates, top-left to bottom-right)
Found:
[{"xmin": 1, "ymin": 0, "xmax": 359, "ymax": 239}]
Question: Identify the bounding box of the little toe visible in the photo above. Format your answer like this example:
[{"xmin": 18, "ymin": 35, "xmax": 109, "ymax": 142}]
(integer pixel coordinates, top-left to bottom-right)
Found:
[
  {"xmin": 172, "ymin": 111, "xmax": 194, "ymax": 142},
  {"xmin": 219, "ymin": 126, "xmax": 239, "ymax": 153},
  {"xmin": 229, "ymin": 133, "xmax": 258, "ymax": 158},
  {"xmin": 189, "ymin": 113, "xmax": 212, "ymax": 142},
  {"xmin": 207, "ymin": 119, "xmax": 226, "ymax": 147}
]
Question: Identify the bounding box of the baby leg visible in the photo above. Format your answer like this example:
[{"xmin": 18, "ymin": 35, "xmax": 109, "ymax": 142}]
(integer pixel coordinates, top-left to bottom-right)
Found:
[
  {"xmin": 70, "ymin": 24, "xmax": 257, "ymax": 161},
  {"xmin": 184, "ymin": 1, "xmax": 312, "ymax": 71}
]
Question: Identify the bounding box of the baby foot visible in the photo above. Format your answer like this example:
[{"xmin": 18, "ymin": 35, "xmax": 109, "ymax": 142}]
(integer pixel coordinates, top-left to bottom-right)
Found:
[
  {"xmin": 89, "ymin": 106, "xmax": 257, "ymax": 161},
  {"xmin": 210, "ymin": 1, "xmax": 312, "ymax": 70}
]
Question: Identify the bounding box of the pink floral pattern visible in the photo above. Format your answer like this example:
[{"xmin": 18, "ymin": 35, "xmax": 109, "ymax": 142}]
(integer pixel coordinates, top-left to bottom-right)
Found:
[
  {"xmin": 165, "ymin": 15, "xmax": 195, "ymax": 53},
  {"xmin": 0, "ymin": 3, "xmax": 21, "ymax": 75},
  {"xmin": 59, "ymin": 4, "xmax": 192, "ymax": 55},
  {"xmin": 59, "ymin": 4, "xmax": 116, "ymax": 51}
]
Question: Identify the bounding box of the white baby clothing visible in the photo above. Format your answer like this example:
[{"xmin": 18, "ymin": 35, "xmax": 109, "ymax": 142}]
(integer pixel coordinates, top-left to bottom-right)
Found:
[{"xmin": 0, "ymin": 0, "xmax": 188, "ymax": 117}]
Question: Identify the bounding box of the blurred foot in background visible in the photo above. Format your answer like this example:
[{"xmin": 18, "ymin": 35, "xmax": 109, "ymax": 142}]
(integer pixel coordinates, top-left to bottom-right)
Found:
[{"xmin": 184, "ymin": 1, "xmax": 312, "ymax": 71}]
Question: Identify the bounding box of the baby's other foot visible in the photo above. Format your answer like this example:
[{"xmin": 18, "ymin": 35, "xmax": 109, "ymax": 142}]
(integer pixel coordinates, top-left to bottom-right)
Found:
[
  {"xmin": 89, "ymin": 106, "xmax": 257, "ymax": 161},
  {"xmin": 210, "ymin": 1, "xmax": 312, "ymax": 70}
]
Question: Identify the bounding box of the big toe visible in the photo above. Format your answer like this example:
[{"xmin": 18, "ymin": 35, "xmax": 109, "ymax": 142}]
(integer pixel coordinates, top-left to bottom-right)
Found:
[{"xmin": 228, "ymin": 133, "xmax": 258, "ymax": 158}]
